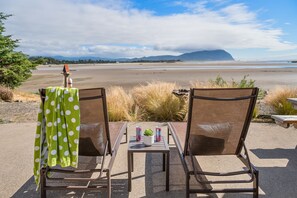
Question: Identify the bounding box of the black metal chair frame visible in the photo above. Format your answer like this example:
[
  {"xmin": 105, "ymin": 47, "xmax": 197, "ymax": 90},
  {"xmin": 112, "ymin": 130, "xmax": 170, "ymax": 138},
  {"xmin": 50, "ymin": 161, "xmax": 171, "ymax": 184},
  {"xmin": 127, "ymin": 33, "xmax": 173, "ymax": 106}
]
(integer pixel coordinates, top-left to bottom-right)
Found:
[
  {"xmin": 39, "ymin": 88, "xmax": 127, "ymax": 198},
  {"xmin": 168, "ymin": 88, "xmax": 259, "ymax": 198}
]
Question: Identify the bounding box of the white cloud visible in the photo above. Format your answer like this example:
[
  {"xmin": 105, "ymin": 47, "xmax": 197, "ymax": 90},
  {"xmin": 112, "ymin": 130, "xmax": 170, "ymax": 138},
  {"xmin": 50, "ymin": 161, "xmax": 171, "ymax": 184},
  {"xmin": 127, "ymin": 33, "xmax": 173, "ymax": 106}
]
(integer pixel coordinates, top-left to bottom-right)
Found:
[
  {"xmin": 1, "ymin": 0, "xmax": 296, "ymax": 58},
  {"xmin": 220, "ymin": 3, "xmax": 256, "ymax": 23}
]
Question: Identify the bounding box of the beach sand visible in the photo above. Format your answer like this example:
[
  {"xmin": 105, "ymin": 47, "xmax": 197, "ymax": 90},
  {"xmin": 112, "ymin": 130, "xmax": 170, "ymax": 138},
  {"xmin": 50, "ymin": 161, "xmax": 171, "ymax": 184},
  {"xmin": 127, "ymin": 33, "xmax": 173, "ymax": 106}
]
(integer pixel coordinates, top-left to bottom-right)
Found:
[{"xmin": 18, "ymin": 62, "xmax": 297, "ymax": 92}]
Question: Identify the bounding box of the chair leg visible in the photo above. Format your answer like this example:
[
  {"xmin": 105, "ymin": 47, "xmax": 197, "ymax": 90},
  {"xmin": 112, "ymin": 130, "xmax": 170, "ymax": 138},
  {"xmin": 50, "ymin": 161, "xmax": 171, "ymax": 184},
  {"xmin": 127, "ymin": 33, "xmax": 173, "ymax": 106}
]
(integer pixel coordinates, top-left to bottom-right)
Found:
[
  {"xmin": 107, "ymin": 170, "xmax": 111, "ymax": 198},
  {"xmin": 167, "ymin": 128, "xmax": 170, "ymax": 144},
  {"xmin": 40, "ymin": 168, "xmax": 46, "ymax": 198},
  {"xmin": 186, "ymin": 172, "xmax": 190, "ymax": 198},
  {"xmin": 128, "ymin": 152, "xmax": 132, "ymax": 192},
  {"xmin": 131, "ymin": 153, "xmax": 134, "ymax": 172},
  {"xmin": 125, "ymin": 128, "xmax": 128, "ymax": 143},
  {"xmin": 253, "ymin": 169, "xmax": 259, "ymax": 198}
]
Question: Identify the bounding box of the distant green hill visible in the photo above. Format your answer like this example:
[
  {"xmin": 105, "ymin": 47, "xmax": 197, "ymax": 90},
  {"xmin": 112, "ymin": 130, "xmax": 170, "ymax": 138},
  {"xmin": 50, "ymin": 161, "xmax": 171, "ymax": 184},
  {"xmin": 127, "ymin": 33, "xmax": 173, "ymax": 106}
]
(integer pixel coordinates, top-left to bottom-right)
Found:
[
  {"xmin": 131, "ymin": 50, "xmax": 234, "ymax": 61},
  {"xmin": 30, "ymin": 49, "xmax": 234, "ymax": 64}
]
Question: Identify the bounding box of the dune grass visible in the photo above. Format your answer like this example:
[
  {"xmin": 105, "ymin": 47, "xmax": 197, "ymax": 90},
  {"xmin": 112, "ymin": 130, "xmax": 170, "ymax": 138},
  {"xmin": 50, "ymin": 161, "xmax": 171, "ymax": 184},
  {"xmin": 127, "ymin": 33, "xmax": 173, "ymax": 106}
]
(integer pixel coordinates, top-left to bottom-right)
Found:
[
  {"xmin": 0, "ymin": 85, "xmax": 14, "ymax": 102},
  {"xmin": 131, "ymin": 81, "xmax": 187, "ymax": 121},
  {"xmin": 106, "ymin": 78, "xmax": 266, "ymax": 121},
  {"xmin": 2, "ymin": 78, "xmax": 279, "ymax": 122},
  {"xmin": 106, "ymin": 86, "xmax": 136, "ymax": 121},
  {"xmin": 13, "ymin": 90, "xmax": 39, "ymax": 102},
  {"xmin": 265, "ymin": 86, "xmax": 297, "ymax": 115}
]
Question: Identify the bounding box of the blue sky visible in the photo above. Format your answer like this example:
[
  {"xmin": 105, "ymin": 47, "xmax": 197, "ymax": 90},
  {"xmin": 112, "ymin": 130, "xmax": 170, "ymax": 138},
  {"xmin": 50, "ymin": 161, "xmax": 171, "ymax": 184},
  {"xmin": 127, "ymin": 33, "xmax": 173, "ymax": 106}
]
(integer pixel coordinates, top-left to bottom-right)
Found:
[{"xmin": 1, "ymin": 0, "xmax": 297, "ymax": 60}]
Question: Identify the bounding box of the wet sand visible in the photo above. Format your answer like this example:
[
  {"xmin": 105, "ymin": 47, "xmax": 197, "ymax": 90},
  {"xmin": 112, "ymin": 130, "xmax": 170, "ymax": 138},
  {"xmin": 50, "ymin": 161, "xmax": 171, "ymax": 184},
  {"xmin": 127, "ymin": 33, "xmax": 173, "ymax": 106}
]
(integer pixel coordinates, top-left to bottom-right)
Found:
[{"xmin": 19, "ymin": 62, "xmax": 297, "ymax": 92}]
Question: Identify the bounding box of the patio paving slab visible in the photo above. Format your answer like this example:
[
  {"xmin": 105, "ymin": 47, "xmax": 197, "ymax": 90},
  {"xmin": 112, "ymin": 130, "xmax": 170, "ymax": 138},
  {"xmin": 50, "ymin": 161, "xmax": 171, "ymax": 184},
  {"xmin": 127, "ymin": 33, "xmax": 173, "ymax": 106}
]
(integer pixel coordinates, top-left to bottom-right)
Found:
[{"xmin": 0, "ymin": 122, "xmax": 297, "ymax": 198}]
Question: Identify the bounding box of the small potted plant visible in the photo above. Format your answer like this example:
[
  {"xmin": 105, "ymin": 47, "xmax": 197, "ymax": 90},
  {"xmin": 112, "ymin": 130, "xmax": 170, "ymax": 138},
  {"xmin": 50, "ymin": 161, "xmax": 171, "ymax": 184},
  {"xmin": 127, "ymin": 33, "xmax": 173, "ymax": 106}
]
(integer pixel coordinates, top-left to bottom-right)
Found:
[{"xmin": 143, "ymin": 129, "xmax": 154, "ymax": 146}]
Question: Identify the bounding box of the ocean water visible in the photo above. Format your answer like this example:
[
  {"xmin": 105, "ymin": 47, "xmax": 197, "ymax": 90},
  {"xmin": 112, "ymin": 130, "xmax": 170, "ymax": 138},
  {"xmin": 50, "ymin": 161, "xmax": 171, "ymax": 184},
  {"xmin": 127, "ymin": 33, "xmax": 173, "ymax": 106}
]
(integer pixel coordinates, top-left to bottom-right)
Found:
[{"xmin": 128, "ymin": 64, "xmax": 297, "ymax": 71}]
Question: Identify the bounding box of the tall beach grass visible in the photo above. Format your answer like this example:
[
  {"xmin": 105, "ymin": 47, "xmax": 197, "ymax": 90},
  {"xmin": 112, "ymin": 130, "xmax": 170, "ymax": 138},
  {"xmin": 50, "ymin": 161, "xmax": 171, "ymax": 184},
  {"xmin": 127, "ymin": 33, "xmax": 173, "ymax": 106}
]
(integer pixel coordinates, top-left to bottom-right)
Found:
[
  {"xmin": 265, "ymin": 86, "xmax": 297, "ymax": 115},
  {"xmin": 106, "ymin": 86, "xmax": 136, "ymax": 121},
  {"xmin": 131, "ymin": 81, "xmax": 187, "ymax": 121}
]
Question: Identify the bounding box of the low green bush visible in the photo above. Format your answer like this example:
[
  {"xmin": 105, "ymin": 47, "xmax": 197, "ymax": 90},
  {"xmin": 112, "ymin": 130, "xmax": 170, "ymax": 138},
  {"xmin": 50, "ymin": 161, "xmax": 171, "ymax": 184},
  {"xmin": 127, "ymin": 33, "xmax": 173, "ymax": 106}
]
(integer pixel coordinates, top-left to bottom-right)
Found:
[{"xmin": 231, "ymin": 75, "xmax": 255, "ymax": 88}]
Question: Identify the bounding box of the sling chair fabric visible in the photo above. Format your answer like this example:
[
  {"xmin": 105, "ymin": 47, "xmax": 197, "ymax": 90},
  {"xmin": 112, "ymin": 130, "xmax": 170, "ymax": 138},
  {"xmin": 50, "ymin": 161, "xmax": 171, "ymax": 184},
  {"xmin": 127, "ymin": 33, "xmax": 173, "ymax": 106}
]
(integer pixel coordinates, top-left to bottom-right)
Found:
[{"xmin": 168, "ymin": 88, "xmax": 259, "ymax": 198}]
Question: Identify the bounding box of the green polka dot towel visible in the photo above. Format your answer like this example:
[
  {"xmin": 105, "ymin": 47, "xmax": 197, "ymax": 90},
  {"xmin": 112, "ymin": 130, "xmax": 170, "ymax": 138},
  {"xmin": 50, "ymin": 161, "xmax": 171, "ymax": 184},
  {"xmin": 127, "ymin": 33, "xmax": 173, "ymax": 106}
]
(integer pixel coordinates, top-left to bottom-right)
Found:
[{"xmin": 33, "ymin": 87, "xmax": 80, "ymax": 187}]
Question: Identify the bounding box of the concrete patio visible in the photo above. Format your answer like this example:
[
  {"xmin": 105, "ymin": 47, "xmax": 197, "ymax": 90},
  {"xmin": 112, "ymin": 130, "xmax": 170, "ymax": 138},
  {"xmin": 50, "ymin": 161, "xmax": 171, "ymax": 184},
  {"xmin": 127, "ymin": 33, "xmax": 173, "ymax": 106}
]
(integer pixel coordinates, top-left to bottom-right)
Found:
[{"xmin": 1, "ymin": 122, "xmax": 297, "ymax": 197}]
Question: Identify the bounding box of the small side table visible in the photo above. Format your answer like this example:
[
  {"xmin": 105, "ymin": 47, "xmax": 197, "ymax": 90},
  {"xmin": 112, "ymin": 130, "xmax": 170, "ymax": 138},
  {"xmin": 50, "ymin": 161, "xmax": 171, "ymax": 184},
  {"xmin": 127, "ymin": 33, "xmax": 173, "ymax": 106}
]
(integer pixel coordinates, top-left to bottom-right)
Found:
[{"xmin": 127, "ymin": 136, "xmax": 170, "ymax": 192}]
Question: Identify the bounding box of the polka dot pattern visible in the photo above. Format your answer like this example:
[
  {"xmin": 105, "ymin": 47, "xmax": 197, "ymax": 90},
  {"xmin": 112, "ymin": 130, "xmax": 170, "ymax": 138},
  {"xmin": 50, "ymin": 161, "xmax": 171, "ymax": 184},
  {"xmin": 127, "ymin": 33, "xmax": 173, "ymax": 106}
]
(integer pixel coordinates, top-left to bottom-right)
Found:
[
  {"xmin": 74, "ymin": 105, "xmax": 79, "ymax": 110},
  {"xmin": 66, "ymin": 110, "xmax": 71, "ymax": 115},
  {"xmin": 34, "ymin": 87, "xmax": 80, "ymax": 186}
]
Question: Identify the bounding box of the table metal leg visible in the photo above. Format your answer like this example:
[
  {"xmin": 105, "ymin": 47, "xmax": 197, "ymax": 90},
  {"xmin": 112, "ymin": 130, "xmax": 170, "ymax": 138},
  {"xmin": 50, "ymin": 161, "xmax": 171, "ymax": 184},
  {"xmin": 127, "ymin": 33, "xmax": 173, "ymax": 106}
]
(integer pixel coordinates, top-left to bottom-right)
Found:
[
  {"xmin": 132, "ymin": 153, "xmax": 134, "ymax": 172},
  {"xmin": 163, "ymin": 153, "xmax": 165, "ymax": 171},
  {"xmin": 166, "ymin": 151, "xmax": 170, "ymax": 191},
  {"xmin": 128, "ymin": 152, "xmax": 132, "ymax": 192}
]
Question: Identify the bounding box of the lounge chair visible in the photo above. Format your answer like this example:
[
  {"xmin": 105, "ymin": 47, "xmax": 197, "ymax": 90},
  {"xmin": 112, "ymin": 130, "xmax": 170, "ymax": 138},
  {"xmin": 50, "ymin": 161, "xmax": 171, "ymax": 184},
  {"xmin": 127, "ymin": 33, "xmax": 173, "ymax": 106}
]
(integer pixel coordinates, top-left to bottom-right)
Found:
[
  {"xmin": 168, "ymin": 88, "xmax": 259, "ymax": 197},
  {"xmin": 39, "ymin": 88, "xmax": 127, "ymax": 198}
]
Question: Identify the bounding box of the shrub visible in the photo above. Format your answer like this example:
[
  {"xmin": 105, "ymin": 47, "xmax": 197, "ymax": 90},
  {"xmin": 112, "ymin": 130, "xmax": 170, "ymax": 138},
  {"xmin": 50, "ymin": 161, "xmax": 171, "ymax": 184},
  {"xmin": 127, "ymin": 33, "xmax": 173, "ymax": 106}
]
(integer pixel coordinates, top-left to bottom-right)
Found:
[
  {"xmin": 265, "ymin": 87, "xmax": 297, "ymax": 115},
  {"xmin": 192, "ymin": 75, "xmax": 256, "ymax": 88},
  {"xmin": 0, "ymin": 85, "xmax": 13, "ymax": 102},
  {"xmin": 131, "ymin": 81, "xmax": 187, "ymax": 121},
  {"xmin": 209, "ymin": 75, "xmax": 229, "ymax": 88},
  {"xmin": 106, "ymin": 86, "xmax": 135, "ymax": 121},
  {"xmin": 0, "ymin": 13, "xmax": 36, "ymax": 89},
  {"xmin": 231, "ymin": 75, "xmax": 255, "ymax": 88}
]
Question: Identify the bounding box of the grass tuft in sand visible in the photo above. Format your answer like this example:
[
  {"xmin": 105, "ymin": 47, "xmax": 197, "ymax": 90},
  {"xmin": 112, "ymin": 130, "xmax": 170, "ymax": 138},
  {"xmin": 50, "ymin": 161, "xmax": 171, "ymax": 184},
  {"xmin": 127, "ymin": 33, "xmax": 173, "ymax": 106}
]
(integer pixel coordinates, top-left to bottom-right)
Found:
[
  {"xmin": 0, "ymin": 86, "xmax": 14, "ymax": 102},
  {"xmin": 265, "ymin": 86, "xmax": 297, "ymax": 115},
  {"xmin": 131, "ymin": 81, "xmax": 187, "ymax": 121},
  {"xmin": 106, "ymin": 86, "xmax": 136, "ymax": 121}
]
